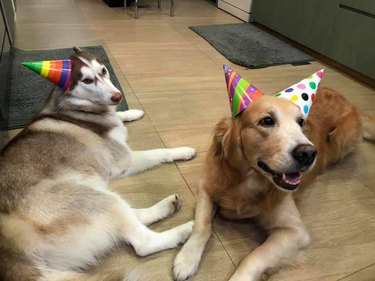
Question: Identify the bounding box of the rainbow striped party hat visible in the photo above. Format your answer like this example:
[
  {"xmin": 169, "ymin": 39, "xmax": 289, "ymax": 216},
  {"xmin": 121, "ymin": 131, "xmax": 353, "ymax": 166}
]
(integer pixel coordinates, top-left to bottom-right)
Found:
[
  {"xmin": 223, "ymin": 65, "xmax": 264, "ymax": 117},
  {"xmin": 22, "ymin": 59, "xmax": 72, "ymax": 91},
  {"xmin": 275, "ymin": 69, "xmax": 324, "ymax": 117}
]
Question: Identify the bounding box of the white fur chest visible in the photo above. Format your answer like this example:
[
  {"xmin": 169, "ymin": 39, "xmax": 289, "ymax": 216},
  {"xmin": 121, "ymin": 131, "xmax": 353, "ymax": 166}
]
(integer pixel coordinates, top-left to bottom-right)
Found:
[
  {"xmin": 107, "ymin": 115, "xmax": 129, "ymax": 147},
  {"xmin": 104, "ymin": 114, "xmax": 133, "ymax": 178}
]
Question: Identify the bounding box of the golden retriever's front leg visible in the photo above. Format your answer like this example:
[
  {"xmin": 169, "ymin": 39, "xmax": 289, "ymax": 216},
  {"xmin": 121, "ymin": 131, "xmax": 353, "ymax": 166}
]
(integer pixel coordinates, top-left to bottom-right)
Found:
[
  {"xmin": 230, "ymin": 196, "xmax": 310, "ymax": 281},
  {"xmin": 173, "ymin": 186, "xmax": 214, "ymax": 281}
]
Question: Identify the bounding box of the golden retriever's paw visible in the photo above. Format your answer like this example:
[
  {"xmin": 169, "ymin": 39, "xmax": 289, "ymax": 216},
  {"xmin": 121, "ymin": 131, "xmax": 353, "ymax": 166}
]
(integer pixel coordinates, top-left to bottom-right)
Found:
[
  {"xmin": 173, "ymin": 246, "xmax": 201, "ymax": 281},
  {"xmin": 169, "ymin": 147, "xmax": 196, "ymax": 161},
  {"xmin": 117, "ymin": 109, "xmax": 144, "ymax": 122}
]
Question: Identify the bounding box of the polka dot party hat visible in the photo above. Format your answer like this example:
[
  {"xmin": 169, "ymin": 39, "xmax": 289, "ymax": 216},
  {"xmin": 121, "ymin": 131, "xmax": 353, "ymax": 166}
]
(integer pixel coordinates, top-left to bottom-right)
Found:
[
  {"xmin": 22, "ymin": 59, "xmax": 72, "ymax": 91},
  {"xmin": 274, "ymin": 69, "xmax": 324, "ymax": 117},
  {"xmin": 223, "ymin": 65, "xmax": 264, "ymax": 117}
]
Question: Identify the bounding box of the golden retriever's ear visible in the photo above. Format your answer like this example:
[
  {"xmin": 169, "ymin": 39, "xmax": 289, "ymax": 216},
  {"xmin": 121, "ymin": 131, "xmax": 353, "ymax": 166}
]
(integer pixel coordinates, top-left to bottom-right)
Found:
[
  {"xmin": 222, "ymin": 119, "xmax": 243, "ymax": 161},
  {"xmin": 213, "ymin": 118, "xmax": 245, "ymax": 167},
  {"xmin": 212, "ymin": 118, "xmax": 232, "ymax": 156}
]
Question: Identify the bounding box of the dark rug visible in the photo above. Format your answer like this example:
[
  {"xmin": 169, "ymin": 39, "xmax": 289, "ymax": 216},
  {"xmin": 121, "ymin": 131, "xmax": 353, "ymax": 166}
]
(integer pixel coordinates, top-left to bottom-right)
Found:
[
  {"xmin": 190, "ymin": 23, "xmax": 313, "ymax": 69},
  {"xmin": 1, "ymin": 46, "xmax": 128, "ymax": 131}
]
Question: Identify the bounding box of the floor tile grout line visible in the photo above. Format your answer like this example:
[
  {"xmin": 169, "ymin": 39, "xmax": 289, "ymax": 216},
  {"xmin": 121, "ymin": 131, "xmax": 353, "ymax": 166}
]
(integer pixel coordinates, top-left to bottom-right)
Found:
[
  {"xmin": 110, "ymin": 36, "xmax": 214, "ymax": 200},
  {"xmin": 361, "ymin": 183, "xmax": 375, "ymax": 194},
  {"xmin": 336, "ymin": 262, "xmax": 375, "ymax": 280},
  {"xmin": 137, "ymin": 72, "xmax": 239, "ymax": 271},
  {"xmin": 116, "ymin": 28, "xmax": 256, "ymax": 269},
  {"xmin": 211, "ymin": 226, "xmax": 238, "ymax": 268},
  {"xmin": 341, "ymin": 164, "xmax": 375, "ymax": 195},
  {"xmin": 183, "ymin": 29, "xmax": 226, "ymax": 69},
  {"xmin": 174, "ymin": 163, "xmax": 197, "ymax": 198},
  {"xmin": 83, "ymin": 5, "xmax": 152, "ymax": 125}
]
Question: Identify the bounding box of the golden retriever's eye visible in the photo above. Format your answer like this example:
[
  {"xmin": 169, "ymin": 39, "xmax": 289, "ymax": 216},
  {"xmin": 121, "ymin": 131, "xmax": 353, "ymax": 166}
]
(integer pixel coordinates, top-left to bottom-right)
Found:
[
  {"xmin": 259, "ymin": 117, "xmax": 275, "ymax": 127},
  {"xmin": 298, "ymin": 118, "xmax": 305, "ymax": 127},
  {"xmin": 82, "ymin": 78, "xmax": 94, "ymax": 84},
  {"xmin": 102, "ymin": 68, "xmax": 107, "ymax": 75}
]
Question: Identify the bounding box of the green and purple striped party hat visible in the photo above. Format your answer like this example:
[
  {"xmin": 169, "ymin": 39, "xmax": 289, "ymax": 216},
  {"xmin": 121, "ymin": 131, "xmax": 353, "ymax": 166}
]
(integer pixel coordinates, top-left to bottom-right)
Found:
[{"xmin": 223, "ymin": 65, "xmax": 264, "ymax": 117}]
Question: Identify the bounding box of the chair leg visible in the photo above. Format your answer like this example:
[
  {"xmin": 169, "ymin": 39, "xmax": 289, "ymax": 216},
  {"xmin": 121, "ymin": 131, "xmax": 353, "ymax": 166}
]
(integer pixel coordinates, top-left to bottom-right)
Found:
[
  {"xmin": 135, "ymin": 0, "xmax": 139, "ymax": 19},
  {"xmin": 170, "ymin": 0, "xmax": 174, "ymax": 16},
  {"xmin": 158, "ymin": 0, "xmax": 161, "ymax": 9}
]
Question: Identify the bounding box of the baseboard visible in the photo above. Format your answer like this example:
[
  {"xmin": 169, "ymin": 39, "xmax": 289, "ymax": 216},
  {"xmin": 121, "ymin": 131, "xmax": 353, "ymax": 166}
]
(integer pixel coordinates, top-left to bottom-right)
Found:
[{"xmin": 218, "ymin": 0, "xmax": 251, "ymax": 22}]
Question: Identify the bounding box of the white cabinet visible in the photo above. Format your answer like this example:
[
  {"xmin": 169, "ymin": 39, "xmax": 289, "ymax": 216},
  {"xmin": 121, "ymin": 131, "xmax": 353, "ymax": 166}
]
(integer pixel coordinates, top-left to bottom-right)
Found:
[{"xmin": 218, "ymin": 0, "xmax": 253, "ymax": 22}]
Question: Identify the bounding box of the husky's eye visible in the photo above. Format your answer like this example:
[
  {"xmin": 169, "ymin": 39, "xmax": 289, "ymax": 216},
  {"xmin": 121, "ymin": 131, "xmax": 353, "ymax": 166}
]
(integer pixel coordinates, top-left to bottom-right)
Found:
[
  {"xmin": 102, "ymin": 68, "xmax": 107, "ymax": 75},
  {"xmin": 298, "ymin": 118, "xmax": 305, "ymax": 127},
  {"xmin": 82, "ymin": 78, "xmax": 94, "ymax": 84},
  {"xmin": 259, "ymin": 117, "xmax": 275, "ymax": 127}
]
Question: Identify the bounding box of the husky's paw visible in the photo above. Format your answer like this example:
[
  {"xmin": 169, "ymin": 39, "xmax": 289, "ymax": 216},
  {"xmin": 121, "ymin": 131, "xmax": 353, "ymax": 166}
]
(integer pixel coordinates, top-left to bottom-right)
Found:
[
  {"xmin": 168, "ymin": 194, "xmax": 182, "ymax": 214},
  {"xmin": 173, "ymin": 246, "xmax": 201, "ymax": 281},
  {"xmin": 168, "ymin": 147, "xmax": 196, "ymax": 162},
  {"xmin": 176, "ymin": 220, "xmax": 194, "ymax": 243},
  {"xmin": 157, "ymin": 194, "xmax": 182, "ymax": 219},
  {"xmin": 117, "ymin": 109, "xmax": 144, "ymax": 122}
]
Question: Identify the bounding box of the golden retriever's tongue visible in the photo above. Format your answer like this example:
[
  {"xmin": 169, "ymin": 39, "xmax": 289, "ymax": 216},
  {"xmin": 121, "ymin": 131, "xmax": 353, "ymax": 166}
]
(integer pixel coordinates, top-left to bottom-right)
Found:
[
  {"xmin": 273, "ymin": 172, "xmax": 302, "ymax": 190},
  {"xmin": 283, "ymin": 173, "xmax": 302, "ymax": 186}
]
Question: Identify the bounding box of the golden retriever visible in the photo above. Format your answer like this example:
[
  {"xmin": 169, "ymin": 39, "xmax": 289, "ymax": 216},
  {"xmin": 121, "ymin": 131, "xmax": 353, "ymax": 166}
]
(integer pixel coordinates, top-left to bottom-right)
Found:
[{"xmin": 173, "ymin": 87, "xmax": 374, "ymax": 281}]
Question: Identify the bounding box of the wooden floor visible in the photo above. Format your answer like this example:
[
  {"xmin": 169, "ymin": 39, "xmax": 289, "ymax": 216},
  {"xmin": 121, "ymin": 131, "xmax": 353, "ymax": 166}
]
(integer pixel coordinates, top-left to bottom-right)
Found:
[{"xmin": 8, "ymin": 0, "xmax": 375, "ymax": 280}]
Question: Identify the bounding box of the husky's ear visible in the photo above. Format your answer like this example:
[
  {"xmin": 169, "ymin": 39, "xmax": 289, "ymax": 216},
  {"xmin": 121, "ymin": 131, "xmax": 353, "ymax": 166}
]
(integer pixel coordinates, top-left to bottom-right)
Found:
[{"xmin": 73, "ymin": 47, "xmax": 82, "ymax": 54}]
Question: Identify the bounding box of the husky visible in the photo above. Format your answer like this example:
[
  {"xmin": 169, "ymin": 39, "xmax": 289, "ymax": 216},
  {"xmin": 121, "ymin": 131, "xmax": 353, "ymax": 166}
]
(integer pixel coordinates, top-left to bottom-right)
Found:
[{"xmin": 0, "ymin": 47, "xmax": 196, "ymax": 281}]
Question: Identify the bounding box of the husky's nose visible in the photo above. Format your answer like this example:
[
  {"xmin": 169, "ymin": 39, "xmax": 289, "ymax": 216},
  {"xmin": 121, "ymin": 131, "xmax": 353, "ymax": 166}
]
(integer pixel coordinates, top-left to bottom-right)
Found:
[
  {"xmin": 292, "ymin": 144, "xmax": 317, "ymax": 167},
  {"xmin": 111, "ymin": 92, "xmax": 122, "ymax": 103}
]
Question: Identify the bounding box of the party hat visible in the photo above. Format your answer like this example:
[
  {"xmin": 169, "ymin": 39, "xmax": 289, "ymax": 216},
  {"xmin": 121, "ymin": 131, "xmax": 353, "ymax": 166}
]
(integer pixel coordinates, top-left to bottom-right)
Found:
[
  {"xmin": 274, "ymin": 69, "xmax": 324, "ymax": 117},
  {"xmin": 22, "ymin": 59, "xmax": 72, "ymax": 91},
  {"xmin": 223, "ymin": 65, "xmax": 264, "ymax": 117}
]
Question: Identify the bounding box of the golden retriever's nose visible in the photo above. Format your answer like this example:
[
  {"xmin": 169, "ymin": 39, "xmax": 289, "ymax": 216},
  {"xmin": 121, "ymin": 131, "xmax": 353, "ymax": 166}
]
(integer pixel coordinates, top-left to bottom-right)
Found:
[{"xmin": 292, "ymin": 144, "xmax": 317, "ymax": 167}]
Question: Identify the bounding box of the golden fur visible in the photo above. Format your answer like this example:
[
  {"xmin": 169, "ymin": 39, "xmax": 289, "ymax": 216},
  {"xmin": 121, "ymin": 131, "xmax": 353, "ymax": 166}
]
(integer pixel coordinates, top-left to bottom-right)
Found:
[{"xmin": 173, "ymin": 87, "xmax": 373, "ymax": 281}]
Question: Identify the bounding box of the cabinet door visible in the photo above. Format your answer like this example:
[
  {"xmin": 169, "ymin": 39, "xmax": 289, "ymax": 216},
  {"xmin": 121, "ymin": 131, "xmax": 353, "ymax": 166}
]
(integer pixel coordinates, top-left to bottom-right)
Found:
[
  {"xmin": 251, "ymin": 0, "xmax": 338, "ymax": 54},
  {"xmin": 339, "ymin": 0, "xmax": 375, "ymax": 16},
  {"xmin": 251, "ymin": 0, "xmax": 375, "ymax": 80},
  {"xmin": 329, "ymin": 3, "xmax": 375, "ymax": 81}
]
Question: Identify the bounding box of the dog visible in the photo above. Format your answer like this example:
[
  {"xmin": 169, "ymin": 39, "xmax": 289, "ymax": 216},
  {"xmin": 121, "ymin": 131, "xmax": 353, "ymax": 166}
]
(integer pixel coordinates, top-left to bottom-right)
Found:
[
  {"xmin": 0, "ymin": 47, "xmax": 196, "ymax": 281},
  {"xmin": 173, "ymin": 87, "xmax": 375, "ymax": 281}
]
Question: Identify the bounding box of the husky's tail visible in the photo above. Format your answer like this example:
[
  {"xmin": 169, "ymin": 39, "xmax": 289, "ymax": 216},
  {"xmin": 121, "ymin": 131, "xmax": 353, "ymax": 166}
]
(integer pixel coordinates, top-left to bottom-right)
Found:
[{"xmin": 361, "ymin": 112, "xmax": 375, "ymax": 142}]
